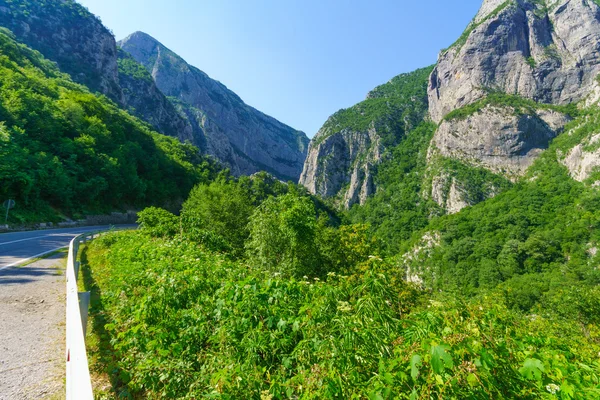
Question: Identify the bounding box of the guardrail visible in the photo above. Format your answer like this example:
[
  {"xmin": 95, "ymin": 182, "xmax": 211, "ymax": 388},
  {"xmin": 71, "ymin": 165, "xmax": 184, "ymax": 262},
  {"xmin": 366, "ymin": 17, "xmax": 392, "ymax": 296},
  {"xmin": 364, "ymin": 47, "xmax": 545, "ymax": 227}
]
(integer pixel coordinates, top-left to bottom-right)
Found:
[{"xmin": 65, "ymin": 230, "xmax": 112, "ymax": 400}]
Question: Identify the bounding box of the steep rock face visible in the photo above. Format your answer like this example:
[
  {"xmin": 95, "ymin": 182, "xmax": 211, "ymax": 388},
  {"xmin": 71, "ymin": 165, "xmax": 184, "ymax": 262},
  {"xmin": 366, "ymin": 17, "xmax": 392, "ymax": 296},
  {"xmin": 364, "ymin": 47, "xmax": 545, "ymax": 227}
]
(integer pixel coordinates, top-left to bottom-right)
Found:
[
  {"xmin": 562, "ymin": 133, "xmax": 600, "ymax": 182},
  {"xmin": 0, "ymin": 0, "xmax": 123, "ymax": 102},
  {"xmin": 300, "ymin": 126, "xmax": 382, "ymax": 208},
  {"xmin": 430, "ymin": 173, "xmax": 470, "ymax": 215},
  {"xmin": 299, "ymin": 67, "xmax": 433, "ymax": 208},
  {"xmin": 117, "ymin": 49, "xmax": 195, "ymax": 142},
  {"xmin": 424, "ymin": 0, "xmax": 600, "ymax": 209},
  {"xmin": 0, "ymin": 0, "xmax": 198, "ymax": 145},
  {"xmin": 119, "ymin": 32, "xmax": 309, "ymax": 181},
  {"xmin": 431, "ymin": 106, "xmax": 570, "ymax": 175},
  {"xmin": 429, "ymin": 0, "xmax": 600, "ymax": 123}
]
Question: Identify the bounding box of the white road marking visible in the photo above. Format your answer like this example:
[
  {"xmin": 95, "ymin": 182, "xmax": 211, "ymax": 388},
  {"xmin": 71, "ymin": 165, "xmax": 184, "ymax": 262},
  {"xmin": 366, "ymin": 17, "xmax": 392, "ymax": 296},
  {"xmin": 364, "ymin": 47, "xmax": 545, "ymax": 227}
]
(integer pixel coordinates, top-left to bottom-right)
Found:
[
  {"xmin": 0, "ymin": 247, "xmax": 67, "ymax": 271},
  {"xmin": 0, "ymin": 236, "xmax": 46, "ymax": 246}
]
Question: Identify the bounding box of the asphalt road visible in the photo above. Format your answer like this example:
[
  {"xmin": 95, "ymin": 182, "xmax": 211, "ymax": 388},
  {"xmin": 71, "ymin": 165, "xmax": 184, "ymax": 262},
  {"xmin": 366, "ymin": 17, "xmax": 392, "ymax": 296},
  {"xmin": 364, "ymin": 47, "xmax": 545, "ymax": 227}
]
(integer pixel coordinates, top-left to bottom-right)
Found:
[{"xmin": 0, "ymin": 225, "xmax": 136, "ymax": 270}]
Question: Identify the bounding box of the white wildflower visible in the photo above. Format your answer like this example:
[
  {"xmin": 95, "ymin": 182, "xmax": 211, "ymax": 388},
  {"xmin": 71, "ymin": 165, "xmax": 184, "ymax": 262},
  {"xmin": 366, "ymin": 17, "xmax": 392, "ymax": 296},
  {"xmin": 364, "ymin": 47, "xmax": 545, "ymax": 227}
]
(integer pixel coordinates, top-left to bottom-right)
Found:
[{"xmin": 546, "ymin": 384, "xmax": 560, "ymax": 394}]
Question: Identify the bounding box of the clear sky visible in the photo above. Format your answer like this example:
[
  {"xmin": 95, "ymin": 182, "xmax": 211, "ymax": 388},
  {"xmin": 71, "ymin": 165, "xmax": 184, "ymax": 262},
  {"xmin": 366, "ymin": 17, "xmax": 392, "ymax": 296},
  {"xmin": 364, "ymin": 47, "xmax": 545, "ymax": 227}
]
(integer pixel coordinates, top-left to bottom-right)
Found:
[{"xmin": 77, "ymin": 0, "xmax": 482, "ymax": 137}]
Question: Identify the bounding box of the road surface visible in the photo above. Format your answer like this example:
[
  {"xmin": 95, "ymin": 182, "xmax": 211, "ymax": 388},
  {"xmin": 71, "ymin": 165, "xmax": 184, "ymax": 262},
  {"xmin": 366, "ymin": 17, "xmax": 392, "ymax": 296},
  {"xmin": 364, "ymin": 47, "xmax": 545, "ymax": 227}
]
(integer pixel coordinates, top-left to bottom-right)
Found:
[
  {"xmin": 0, "ymin": 253, "xmax": 66, "ymax": 399},
  {"xmin": 0, "ymin": 225, "xmax": 135, "ymax": 399},
  {"xmin": 0, "ymin": 225, "xmax": 136, "ymax": 270}
]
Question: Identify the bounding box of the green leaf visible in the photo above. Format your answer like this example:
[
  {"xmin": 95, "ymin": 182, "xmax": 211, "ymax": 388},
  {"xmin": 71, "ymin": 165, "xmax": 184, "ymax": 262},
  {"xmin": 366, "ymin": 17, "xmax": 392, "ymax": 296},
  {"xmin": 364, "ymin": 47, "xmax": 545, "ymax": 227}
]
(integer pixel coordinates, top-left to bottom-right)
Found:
[
  {"xmin": 409, "ymin": 389, "xmax": 418, "ymax": 400},
  {"xmin": 430, "ymin": 345, "xmax": 454, "ymax": 375},
  {"xmin": 467, "ymin": 373, "xmax": 478, "ymax": 387},
  {"xmin": 519, "ymin": 358, "xmax": 545, "ymax": 381},
  {"xmin": 410, "ymin": 354, "xmax": 422, "ymax": 381}
]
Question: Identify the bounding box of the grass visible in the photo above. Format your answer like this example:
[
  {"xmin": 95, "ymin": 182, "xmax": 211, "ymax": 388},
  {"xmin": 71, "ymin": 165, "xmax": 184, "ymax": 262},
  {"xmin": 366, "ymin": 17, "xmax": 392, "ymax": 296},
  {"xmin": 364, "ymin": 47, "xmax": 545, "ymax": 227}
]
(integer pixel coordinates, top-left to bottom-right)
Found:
[
  {"xmin": 18, "ymin": 248, "xmax": 68, "ymax": 268},
  {"xmin": 78, "ymin": 244, "xmax": 129, "ymax": 399},
  {"xmin": 442, "ymin": 91, "xmax": 579, "ymax": 122}
]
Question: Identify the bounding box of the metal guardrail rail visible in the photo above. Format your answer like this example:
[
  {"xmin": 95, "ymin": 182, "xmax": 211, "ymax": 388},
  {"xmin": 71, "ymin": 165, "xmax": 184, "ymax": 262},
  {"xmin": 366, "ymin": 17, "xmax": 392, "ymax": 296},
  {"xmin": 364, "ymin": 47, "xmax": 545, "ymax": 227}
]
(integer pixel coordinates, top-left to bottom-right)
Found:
[{"xmin": 65, "ymin": 229, "xmax": 122, "ymax": 399}]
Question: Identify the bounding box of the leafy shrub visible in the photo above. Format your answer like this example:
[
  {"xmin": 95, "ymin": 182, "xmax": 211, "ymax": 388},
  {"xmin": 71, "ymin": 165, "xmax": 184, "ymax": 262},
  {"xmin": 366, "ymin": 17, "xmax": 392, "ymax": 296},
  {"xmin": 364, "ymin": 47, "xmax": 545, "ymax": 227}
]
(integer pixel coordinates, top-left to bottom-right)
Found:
[
  {"xmin": 83, "ymin": 231, "xmax": 600, "ymax": 399},
  {"xmin": 137, "ymin": 207, "xmax": 179, "ymax": 238},
  {"xmin": 246, "ymin": 193, "xmax": 321, "ymax": 278}
]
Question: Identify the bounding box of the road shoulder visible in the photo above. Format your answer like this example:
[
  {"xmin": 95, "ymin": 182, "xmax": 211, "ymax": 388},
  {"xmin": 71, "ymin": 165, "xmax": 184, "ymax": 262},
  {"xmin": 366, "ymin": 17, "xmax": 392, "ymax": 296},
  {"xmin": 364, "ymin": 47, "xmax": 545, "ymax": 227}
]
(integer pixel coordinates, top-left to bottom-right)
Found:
[{"xmin": 0, "ymin": 253, "xmax": 66, "ymax": 400}]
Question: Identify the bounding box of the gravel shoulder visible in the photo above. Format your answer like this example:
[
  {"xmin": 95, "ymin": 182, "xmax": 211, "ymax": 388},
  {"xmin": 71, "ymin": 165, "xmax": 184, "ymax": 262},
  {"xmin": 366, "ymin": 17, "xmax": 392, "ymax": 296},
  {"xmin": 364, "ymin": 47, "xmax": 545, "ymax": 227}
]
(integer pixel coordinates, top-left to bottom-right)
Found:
[{"xmin": 0, "ymin": 253, "xmax": 66, "ymax": 400}]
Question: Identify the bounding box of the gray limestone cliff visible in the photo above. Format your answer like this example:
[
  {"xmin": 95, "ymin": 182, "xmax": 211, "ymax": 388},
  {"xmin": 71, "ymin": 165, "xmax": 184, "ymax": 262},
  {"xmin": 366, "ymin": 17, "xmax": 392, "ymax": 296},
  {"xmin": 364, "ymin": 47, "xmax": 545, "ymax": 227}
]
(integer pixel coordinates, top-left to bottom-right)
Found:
[
  {"xmin": 0, "ymin": 0, "xmax": 195, "ymax": 143},
  {"xmin": 299, "ymin": 67, "xmax": 433, "ymax": 208},
  {"xmin": 429, "ymin": 0, "xmax": 600, "ymax": 122},
  {"xmin": 424, "ymin": 0, "xmax": 600, "ymax": 212},
  {"xmin": 428, "ymin": 0, "xmax": 600, "ymax": 174},
  {"xmin": 300, "ymin": 125, "xmax": 382, "ymax": 209},
  {"xmin": 116, "ymin": 49, "xmax": 195, "ymax": 142},
  {"xmin": 0, "ymin": 0, "xmax": 123, "ymax": 102},
  {"xmin": 119, "ymin": 32, "xmax": 309, "ymax": 181}
]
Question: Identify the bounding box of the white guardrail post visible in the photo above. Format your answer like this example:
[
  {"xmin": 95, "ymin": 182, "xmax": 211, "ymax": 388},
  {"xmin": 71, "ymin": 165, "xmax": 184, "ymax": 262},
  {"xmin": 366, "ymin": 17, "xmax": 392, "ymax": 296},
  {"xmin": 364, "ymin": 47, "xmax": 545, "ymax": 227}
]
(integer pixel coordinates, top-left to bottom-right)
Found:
[{"xmin": 65, "ymin": 232, "xmax": 95, "ymax": 400}]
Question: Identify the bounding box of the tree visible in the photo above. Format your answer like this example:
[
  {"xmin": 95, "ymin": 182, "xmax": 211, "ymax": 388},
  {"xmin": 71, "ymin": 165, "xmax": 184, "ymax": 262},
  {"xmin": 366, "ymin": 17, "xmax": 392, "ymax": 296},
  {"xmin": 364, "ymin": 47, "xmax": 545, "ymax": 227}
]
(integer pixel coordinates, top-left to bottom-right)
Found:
[{"xmin": 246, "ymin": 193, "xmax": 320, "ymax": 278}]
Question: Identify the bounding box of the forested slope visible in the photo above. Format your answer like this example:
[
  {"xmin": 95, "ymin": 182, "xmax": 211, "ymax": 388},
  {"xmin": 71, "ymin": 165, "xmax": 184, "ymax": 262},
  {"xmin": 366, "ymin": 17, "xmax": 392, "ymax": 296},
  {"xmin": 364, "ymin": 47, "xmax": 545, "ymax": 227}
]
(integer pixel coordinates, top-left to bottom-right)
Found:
[{"xmin": 0, "ymin": 28, "xmax": 218, "ymax": 222}]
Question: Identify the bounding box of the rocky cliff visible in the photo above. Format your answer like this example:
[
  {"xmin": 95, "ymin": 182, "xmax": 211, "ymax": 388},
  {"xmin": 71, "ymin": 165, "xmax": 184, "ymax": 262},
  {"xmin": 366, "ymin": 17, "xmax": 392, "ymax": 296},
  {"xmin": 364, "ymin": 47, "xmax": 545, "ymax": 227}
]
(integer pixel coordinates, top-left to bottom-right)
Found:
[
  {"xmin": 119, "ymin": 32, "xmax": 309, "ymax": 181},
  {"xmin": 0, "ymin": 0, "xmax": 123, "ymax": 101},
  {"xmin": 117, "ymin": 49, "xmax": 195, "ymax": 142},
  {"xmin": 299, "ymin": 67, "xmax": 432, "ymax": 208},
  {"xmin": 0, "ymin": 0, "xmax": 195, "ymax": 143},
  {"xmin": 428, "ymin": 0, "xmax": 600, "ymax": 174},
  {"xmin": 301, "ymin": 0, "xmax": 600, "ymax": 214}
]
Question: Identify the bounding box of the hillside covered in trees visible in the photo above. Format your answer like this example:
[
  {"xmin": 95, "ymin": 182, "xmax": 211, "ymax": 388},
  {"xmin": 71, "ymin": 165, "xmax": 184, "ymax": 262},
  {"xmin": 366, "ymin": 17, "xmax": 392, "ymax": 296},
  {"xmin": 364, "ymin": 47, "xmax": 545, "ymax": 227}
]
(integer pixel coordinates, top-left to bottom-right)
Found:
[{"xmin": 0, "ymin": 28, "xmax": 219, "ymax": 223}]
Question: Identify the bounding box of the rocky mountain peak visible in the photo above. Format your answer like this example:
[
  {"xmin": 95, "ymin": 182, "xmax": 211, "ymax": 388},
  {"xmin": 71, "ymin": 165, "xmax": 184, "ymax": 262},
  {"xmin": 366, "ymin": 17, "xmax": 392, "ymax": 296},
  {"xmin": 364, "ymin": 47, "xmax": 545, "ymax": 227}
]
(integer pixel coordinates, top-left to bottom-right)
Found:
[
  {"xmin": 120, "ymin": 31, "xmax": 309, "ymax": 181},
  {"xmin": 429, "ymin": 0, "xmax": 600, "ymax": 123}
]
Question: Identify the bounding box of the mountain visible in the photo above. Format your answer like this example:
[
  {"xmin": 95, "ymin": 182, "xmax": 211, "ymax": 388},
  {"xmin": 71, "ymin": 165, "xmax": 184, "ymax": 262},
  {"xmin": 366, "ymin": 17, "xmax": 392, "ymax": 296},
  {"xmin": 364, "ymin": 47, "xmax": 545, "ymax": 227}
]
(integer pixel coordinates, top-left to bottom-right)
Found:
[
  {"xmin": 0, "ymin": 1, "xmax": 308, "ymax": 182},
  {"xmin": 0, "ymin": 27, "xmax": 219, "ymax": 223},
  {"xmin": 428, "ymin": 0, "xmax": 600, "ymax": 175},
  {"xmin": 301, "ymin": 0, "xmax": 600, "ymax": 213},
  {"xmin": 119, "ymin": 32, "xmax": 309, "ymax": 181},
  {"xmin": 0, "ymin": 0, "xmax": 194, "ymax": 142},
  {"xmin": 299, "ymin": 67, "xmax": 432, "ymax": 208}
]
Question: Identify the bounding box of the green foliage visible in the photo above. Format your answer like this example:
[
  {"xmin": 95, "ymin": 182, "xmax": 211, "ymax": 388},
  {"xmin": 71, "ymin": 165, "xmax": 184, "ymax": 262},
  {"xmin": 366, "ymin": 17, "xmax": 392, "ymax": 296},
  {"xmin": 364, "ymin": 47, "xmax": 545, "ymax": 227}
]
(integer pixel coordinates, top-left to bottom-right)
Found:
[
  {"xmin": 442, "ymin": 91, "xmax": 579, "ymax": 122},
  {"xmin": 117, "ymin": 48, "xmax": 153, "ymax": 83},
  {"xmin": 136, "ymin": 207, "xmax": 179, "ymax": 238},
  {"xmin": 432, "ymin": 157, "xmax": 513, "ymax": 206},
  {"xmin": 82, "ymin": 101, "xmax": 600, "ymax": 397},
  {"xmin": 83, "ymin": 231, "xmax": 600, "ymax": 398},
  {"xmin": 403, "ymin": 109, "xmax": 600, "ymax": 300},
  {"xmin": 0, "ymin": 29, "xmax": 219, "ymax": 222},
  {"xmin": 348, "ymin": 123, "xmax": 438, "ymax": 254},
  {"xmin": 316, "ymin": 67, "xmax": 433, "ymax": 148},
  {"xmin": 180, "ymin": 173, "xmax": 281, "ymax": 256},
  {"xmin": 246, "ymin": 192, "xmax": 321, "ymax": 278},
  {"xmin": 526, "ymin": 56, "xmax": 536, "ymax": 69}
]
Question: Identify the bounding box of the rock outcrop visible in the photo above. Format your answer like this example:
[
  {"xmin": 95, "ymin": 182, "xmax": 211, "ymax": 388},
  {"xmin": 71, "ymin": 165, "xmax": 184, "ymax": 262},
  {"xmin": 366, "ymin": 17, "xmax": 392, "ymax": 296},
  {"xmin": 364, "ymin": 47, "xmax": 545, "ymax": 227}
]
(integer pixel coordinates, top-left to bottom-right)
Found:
[
  {"xmin": 431, "ymin": 106, "xmax": 571, "ymax": 175},
  {"xmin": 429, "ymin": 0, "xmax": 600, "ymax": 123},
  {"xmin": 562, "ymin": 133, "xmax": 600, "ymax": 182},
  {"xmin": 299, "ymin": 67, "xmax": 432, "ymax": 208},
  {"xmin": 300, "ymin": 126, "xmax": 382, "ymax": 209},
  {"xmin": 423, "ymin": 0, "xmax": 600, "ymax": 209},
  {"xmin": 0, "ymin": 0, "xmax": 124, "ymax": 102},
  {"xmin": 117, "ymin": 49, "xmax": 195, "ymax": 142},
  {"xmin": 430, "ymin": 174, "xmax": 470, "ymax": 215},
  {"xmin": 119, "ymin": 32, "xmax": 309, "ymax": 181}
]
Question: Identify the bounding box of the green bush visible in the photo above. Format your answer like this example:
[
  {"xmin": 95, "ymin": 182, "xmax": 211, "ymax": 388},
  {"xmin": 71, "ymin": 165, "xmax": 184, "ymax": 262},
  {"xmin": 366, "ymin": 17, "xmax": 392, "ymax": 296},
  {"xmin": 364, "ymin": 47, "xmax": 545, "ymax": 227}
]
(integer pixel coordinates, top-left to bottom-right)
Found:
[
  {"xmin": 83, "ymin": 231, "xmax": 600, "ymax": 398},
  {"xmin": 246, "ymin": 193, "xmax": 321, "ymax": 278},
  {"xmin": 137, "ymin": 207, "xmax": 179, "ymax": 238}
]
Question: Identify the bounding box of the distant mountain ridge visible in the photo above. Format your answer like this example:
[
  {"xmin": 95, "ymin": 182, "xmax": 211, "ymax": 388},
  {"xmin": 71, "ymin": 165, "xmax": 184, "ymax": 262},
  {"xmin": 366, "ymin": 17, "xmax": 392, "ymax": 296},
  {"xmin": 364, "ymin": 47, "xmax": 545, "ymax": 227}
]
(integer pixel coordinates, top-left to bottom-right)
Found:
[
  {"xmin": 0, "ymin": 0, "xmax": 308, "ymax": 181},
  {"xmin": 119, "ymin": 31, "xmax": 309, "ymax": 181}
]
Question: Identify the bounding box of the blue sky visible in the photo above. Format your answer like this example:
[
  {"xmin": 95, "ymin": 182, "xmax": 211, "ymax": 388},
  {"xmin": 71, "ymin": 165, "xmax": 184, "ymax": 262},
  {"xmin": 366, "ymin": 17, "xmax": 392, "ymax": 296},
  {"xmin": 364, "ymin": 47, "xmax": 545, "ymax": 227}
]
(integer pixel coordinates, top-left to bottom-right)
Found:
[{"xmin": 77, "ymin": 0, "xmax": 482, "ymax": 137}]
